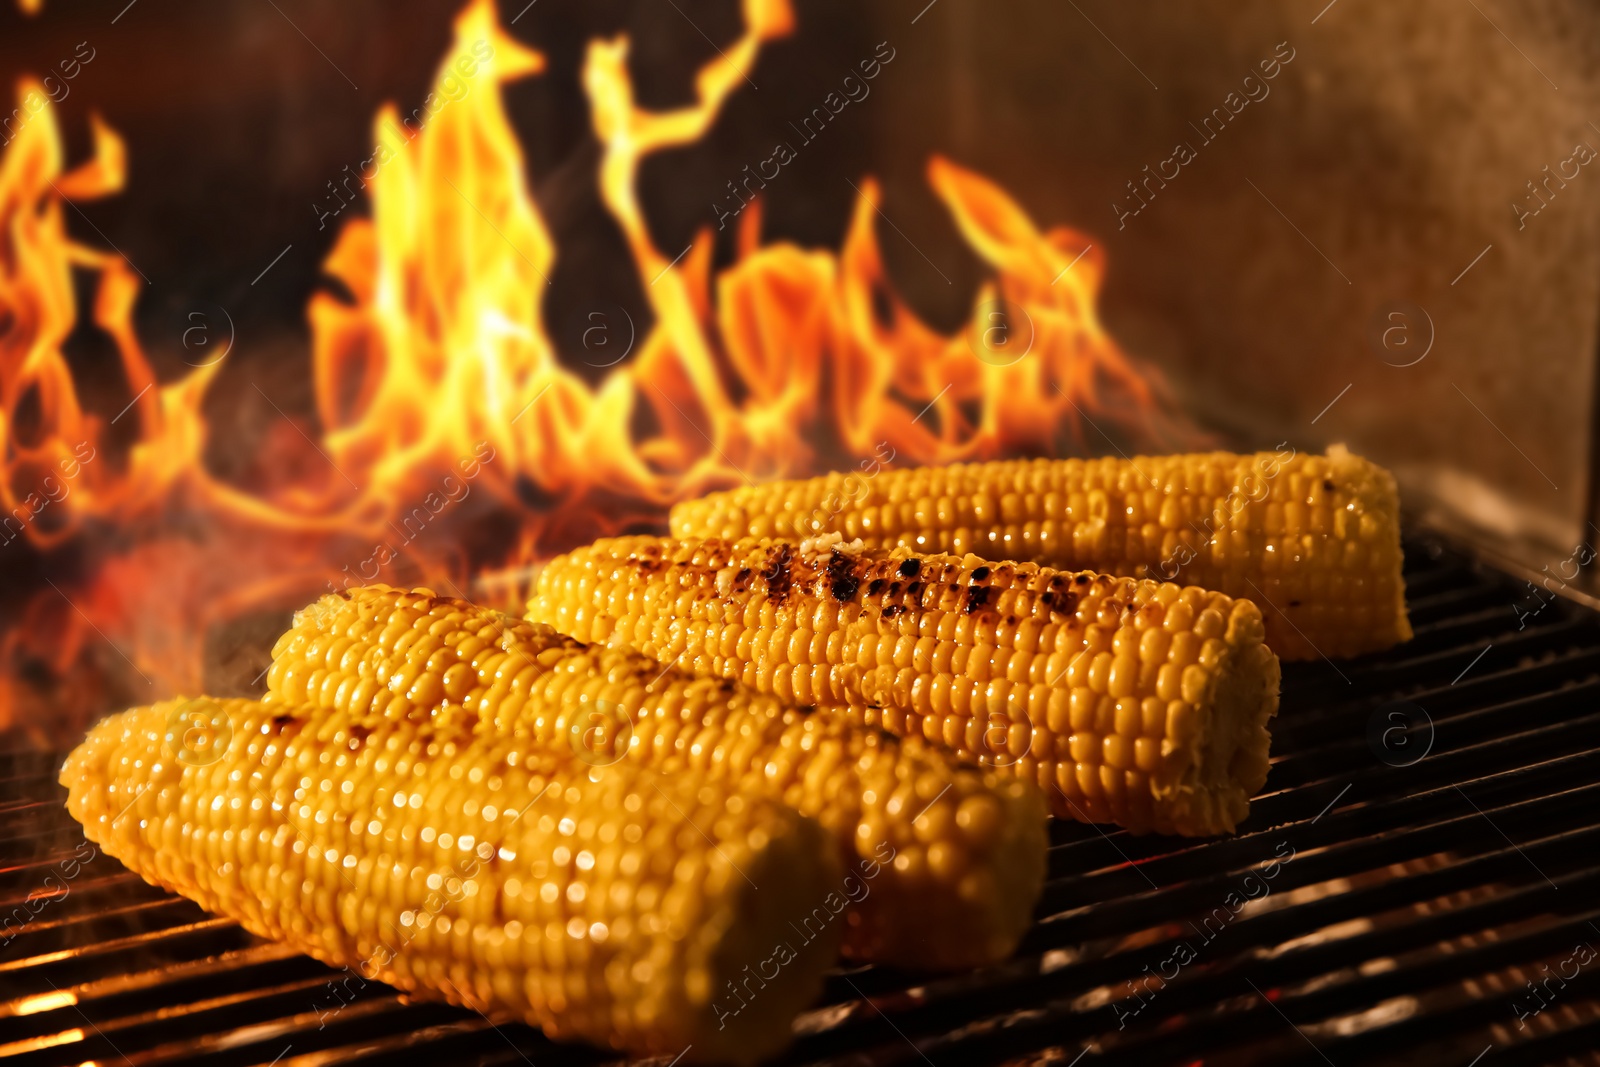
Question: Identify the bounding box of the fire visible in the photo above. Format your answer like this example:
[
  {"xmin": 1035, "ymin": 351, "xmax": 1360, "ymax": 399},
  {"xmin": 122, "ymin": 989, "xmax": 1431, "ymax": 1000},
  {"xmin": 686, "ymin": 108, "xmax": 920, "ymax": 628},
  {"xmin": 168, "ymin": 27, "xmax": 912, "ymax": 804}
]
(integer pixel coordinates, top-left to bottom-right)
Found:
[{"xmin": 0, "ymin": 0, "xmax": 1183, "ymax": 741}]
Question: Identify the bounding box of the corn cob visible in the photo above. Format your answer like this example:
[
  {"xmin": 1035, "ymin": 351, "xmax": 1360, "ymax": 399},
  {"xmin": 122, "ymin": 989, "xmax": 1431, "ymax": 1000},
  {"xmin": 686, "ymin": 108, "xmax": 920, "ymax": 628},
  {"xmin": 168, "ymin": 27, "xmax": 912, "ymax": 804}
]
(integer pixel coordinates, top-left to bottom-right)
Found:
[
  {"xmin": 529, "ymin": 536, "xmax": 1280, "ymax": 837},
  {"xmin": 267, "ymin": 585, "xmax": 1047, "ymax": 970},
  {"xmin": 61, "ymin": 697, "xmax": 843, "ymax": 1064},
  {"xmin": 667, "ymin": 446, "xmax": 1410, "ymax": 662}
]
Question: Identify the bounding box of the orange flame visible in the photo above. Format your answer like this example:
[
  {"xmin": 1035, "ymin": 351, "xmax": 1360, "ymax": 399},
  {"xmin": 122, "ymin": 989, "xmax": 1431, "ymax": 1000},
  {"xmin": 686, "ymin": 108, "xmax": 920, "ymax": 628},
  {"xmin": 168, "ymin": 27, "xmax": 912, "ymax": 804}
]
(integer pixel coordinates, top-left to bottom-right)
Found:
[{"xmin": 0, "ymin": 0, "xmax": 1186, "ymax": 740}]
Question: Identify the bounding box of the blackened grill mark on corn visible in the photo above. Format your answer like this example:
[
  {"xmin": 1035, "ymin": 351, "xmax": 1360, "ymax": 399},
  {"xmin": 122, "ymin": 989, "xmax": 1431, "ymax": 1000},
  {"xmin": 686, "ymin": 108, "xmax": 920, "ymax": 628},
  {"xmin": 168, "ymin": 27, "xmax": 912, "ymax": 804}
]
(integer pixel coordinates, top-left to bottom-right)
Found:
[
  {"xmin": 761, "ymin": 543, "xmax": 795, "ymax": 604},
  {"xmin": 827, "ymin": 552, "xmax": 862, "ymax": 601}
]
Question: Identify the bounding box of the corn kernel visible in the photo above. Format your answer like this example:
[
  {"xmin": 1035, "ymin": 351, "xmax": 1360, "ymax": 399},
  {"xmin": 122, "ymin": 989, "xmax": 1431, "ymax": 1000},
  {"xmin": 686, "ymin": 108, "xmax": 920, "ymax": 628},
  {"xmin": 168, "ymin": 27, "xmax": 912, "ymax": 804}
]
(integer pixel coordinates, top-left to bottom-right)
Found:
[
  {"xmin": 670, "ymin": 449, "xmax": 1410, "ymax": 661},
  {"xmin": 62, "ymin": 698, "xmax": 842, "ymax": 1063},
  {"xmin": 272, "ymin": 585, "xmax": 1046, "ymax": 971},
  {"xmin": 532, "ymin": 537, "xmax": 1281, "ymax": 837}
]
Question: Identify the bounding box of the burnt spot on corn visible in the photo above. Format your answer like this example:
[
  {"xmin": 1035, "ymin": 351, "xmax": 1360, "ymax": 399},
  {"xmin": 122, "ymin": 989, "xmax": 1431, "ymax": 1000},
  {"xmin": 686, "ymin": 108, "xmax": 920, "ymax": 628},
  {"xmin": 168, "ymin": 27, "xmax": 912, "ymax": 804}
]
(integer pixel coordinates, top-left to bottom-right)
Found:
[
  {"xmin": 971, "ymin": 566, "xmax": 991, "ymax": 582},
  {"xmin": 1074, "ymin": 574, "xmax": 1091, "ymax": 586},
  {"xmin": 899, "ymin": 558, "xmax": 922, "ymax": 578},
  {"xmin": 966, "ymin": 586, "xmax": 992, "ymax": 615},
  {"xmin": 827, "ymin": 552, "xmax": 862, "ymax": 601},
  {"xmin": 1038, "ymin": 589, "xmax": 1080, "ymax": 618},
  {"xmin": 881, "ymin": 604, "xmax": 905, "ymax": 618},
  {"xmin": 761, "ymin": 544, "xmax": 795, "ymax": 604},
  {"xmin": 867, "ymin": 578, "xmax": 886, "ymax": 597},
  {"xmin": 271, "ymin": 713, "xmax": 295, "ymax": 727}
]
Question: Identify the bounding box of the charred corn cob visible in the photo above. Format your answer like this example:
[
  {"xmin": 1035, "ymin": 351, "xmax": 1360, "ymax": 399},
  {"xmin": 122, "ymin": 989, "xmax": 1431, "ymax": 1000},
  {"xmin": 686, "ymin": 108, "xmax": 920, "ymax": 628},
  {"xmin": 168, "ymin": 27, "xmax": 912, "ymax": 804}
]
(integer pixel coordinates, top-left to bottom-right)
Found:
[
  {"xmin": 530, "ymin": 536, "xmax": 1280, "ymax": 837},
  {"xmin": 61, "ymin": 697, "xmax": 842, "ymax": 1063},
  {"xmin": 668, "ymin": 446, "xmax": 1410, "ymax": 662},
  {"xmin": 266, "ymin": 585, "xmax": 1047, "ymax": 970}
]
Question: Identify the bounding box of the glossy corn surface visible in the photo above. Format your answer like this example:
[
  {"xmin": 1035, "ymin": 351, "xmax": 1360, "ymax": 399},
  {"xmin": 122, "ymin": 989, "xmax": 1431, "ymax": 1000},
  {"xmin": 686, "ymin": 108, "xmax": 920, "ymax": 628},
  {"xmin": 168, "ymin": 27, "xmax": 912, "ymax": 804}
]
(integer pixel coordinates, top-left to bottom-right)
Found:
[
  {"xmin": 61, "ymin": 697, "xmax": 842, "ymax": 1063},
  {"xmin": 269, "ymin": 586, "xmax": 1047, "ymax": 970},
  {"xmin": 531, "ymin": 537, "xmax": 1280, "ymax": 837},
  {"xmin": 668, "ymin": 447, "xmax": 1409, "ymax": 661}
]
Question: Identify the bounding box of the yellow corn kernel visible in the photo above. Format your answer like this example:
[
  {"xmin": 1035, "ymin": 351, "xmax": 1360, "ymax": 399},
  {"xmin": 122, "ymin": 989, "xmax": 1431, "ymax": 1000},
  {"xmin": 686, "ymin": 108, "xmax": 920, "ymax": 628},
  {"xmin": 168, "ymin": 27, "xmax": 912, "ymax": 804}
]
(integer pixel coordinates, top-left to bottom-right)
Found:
[
  {"xmin": 61, "ymin": 698, "xmax": 841, "ymax": 1064},
  {"xmin": 668, "ymin": 447, "xmax": 1409, "ymax": 661},
  {"xmin": 269, "ymin": 586, "xmax": 1046, "ymax": 971},
  {"xmin": 530, "ymin": 537, "xmax": 1281, "ymax": 837}
]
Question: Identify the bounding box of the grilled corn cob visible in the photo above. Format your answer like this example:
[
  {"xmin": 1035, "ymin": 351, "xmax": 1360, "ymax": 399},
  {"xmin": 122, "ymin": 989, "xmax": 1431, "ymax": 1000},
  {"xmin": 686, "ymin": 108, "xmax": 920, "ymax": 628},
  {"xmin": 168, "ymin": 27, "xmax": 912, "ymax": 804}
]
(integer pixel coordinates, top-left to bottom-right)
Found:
[
  {"xmin": 61, "ymin": 697, "xmax": 842, "ymax": 1063},
  {"xmin": 530, "ymin": 536, "xmax": 1280, "ymax": 837},
  {"xmin": 668, "ymin": 447, "xmax": 1410, "ymax": 661},
  {"xmin": 267, "ymin": 585, "xmax": 1047, "ymax": 970}
]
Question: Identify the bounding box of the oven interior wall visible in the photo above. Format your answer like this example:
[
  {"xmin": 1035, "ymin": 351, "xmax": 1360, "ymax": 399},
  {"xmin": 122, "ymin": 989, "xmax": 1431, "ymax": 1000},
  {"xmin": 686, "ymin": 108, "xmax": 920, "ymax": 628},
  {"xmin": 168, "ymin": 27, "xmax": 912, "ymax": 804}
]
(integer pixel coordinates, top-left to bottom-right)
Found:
[{"xmin": 866, "ymin": 0, "xmax": 1600, "ymax": 565}]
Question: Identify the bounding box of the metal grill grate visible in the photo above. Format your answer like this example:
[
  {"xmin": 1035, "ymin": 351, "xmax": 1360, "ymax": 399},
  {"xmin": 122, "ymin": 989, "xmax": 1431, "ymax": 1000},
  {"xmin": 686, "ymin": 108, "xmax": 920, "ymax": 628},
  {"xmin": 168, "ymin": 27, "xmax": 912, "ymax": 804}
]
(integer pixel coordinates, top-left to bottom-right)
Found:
[{"xmin": 3, "ymin": 535, "xmax": 1599, "ymax": 1067}]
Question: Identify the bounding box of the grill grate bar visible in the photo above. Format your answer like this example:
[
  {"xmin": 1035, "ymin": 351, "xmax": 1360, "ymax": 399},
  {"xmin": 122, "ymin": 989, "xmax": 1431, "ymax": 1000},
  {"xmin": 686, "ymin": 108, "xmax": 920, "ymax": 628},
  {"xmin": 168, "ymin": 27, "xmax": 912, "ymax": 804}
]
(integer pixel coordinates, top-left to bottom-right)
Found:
[
  {"xmin": 824, "ymin": 818, "xmax": 1600, "ymax": 1047},
  {"xmin": 1042, "ymin": 744, "xmax": 1600, "ymax": 902}
]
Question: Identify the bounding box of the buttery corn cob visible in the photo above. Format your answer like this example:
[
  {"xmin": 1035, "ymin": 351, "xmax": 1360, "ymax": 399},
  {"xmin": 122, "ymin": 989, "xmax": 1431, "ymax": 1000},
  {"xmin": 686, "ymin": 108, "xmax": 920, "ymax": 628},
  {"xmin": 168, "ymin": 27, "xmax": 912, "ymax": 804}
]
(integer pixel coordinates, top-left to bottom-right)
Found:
[
  {"xmin": 668, "ymin": 447, "xmax": 1410, "ymax": 661},
  {"xmin": 530, "ymin": 536, "xmax": 1280, "ymax": 837},
  {"xmin": 266, "ymin": 585, "xmax": 1047, "ymax": 970},
  {"xmin": 61, "ymin": 697, "xmax": 842, "ymax": 1063}
]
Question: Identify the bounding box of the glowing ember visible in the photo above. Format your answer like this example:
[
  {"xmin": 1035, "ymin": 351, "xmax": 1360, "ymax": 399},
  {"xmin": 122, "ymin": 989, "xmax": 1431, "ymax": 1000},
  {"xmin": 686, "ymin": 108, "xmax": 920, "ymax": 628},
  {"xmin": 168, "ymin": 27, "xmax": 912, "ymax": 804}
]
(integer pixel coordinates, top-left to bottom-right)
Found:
[{"xmin": 0, "ymin": 0, "xmax": 1184, "ymax": 739}]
